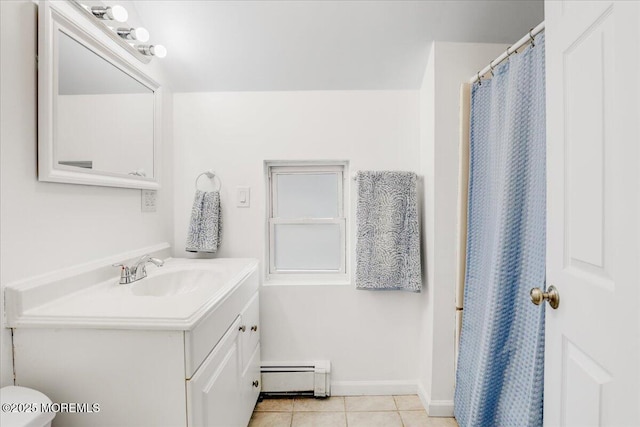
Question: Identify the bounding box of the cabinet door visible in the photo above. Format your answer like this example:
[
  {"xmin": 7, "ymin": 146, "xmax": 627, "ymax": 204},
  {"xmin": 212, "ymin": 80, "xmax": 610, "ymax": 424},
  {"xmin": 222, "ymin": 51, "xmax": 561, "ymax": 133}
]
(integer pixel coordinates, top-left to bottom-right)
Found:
[
  {"xmin": 239, "ymin": 292, "xmax": 260, "ymax": 369},
  {"xmin": 187, "ymin": 317, "xmax": 242, "ymax": 427},
  {"xmin": 239, "ymin": 344, "xmax": 261, "ymax": 427}
]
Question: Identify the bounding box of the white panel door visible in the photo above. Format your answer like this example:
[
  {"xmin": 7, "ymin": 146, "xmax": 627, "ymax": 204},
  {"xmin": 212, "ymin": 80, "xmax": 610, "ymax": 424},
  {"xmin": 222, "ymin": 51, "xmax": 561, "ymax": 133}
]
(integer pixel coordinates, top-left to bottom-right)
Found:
[{"xmin": 544, "ymin": 1, "xmax": 639, "ymax": 426}]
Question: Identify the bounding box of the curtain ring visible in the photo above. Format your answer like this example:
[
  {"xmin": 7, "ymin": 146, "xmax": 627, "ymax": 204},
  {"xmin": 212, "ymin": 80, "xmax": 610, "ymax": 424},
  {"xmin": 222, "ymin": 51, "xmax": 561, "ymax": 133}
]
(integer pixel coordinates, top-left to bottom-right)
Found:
[
  {"xmin": 489, "ymin": 60, "xmax": 495, "ymax": 77},
  {"xmin": 529, "ymin": 28, "xmax": 536, "ymax": 47},
  {"xmin": 477, "ymin": 71, "xmax": 482, "ymax": 85}
]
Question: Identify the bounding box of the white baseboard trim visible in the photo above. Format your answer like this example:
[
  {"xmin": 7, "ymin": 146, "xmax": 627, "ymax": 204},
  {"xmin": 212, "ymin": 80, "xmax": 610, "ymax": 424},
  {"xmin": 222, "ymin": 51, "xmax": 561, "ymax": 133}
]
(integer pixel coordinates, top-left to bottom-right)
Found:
[
  {"xmin": 331, "ymin": 380, "xmax": 418, "ymax": 397},
  {"xmin": 417, "ymin": 383, "xmax": 455, "ymax": 417}
]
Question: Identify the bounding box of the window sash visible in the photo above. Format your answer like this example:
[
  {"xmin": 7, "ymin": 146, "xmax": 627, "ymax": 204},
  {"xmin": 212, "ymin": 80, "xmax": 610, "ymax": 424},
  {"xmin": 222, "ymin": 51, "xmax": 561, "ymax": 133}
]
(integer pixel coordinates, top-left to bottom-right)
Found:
[
  {"xmin": 268, "ymin": 218, "xmax": 346, "ymax": 275},
  {"xmin": 270, "ymin": 167, "xmax": 344, "ymax": 219}
]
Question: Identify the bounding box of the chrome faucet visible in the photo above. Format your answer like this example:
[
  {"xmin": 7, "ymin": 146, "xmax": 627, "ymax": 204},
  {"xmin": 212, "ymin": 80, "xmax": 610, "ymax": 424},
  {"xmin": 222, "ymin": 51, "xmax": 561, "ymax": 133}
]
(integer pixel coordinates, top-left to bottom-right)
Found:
[{"xmin": 113, "ymin": 254, "xmax": 164, "ymax": 284}]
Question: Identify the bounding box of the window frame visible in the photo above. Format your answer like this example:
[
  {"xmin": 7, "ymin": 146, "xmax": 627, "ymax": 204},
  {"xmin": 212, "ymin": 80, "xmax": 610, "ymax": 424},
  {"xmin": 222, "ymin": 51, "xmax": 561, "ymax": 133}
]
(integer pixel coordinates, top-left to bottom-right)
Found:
[{"xmin": 265, "ymin": 161, "xmax": 349, "ymax": 283}]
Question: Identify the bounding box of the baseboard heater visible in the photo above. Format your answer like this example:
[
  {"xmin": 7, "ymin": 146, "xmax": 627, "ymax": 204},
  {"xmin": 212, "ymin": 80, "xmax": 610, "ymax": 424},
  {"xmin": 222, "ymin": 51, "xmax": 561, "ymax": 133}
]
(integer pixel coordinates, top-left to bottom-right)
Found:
[{"xmin": 260, "ymin": 361, "xmax": 331, "ymax": 397}]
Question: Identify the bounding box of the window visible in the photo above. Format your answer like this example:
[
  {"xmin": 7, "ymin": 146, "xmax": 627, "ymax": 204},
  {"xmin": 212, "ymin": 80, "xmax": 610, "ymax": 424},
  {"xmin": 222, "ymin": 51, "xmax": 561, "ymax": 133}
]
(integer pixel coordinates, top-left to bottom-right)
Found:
[{"xmin": 266, "ymin": 162, "xmax": 348, "ymax": 281}]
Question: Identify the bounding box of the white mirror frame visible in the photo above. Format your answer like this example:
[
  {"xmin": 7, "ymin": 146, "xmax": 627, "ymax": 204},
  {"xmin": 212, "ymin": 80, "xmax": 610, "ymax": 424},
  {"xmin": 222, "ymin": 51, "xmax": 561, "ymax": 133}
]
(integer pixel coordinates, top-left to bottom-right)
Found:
[{"xmin": 38, "ymin": 0, "xmax": 162, "ymax": 190}]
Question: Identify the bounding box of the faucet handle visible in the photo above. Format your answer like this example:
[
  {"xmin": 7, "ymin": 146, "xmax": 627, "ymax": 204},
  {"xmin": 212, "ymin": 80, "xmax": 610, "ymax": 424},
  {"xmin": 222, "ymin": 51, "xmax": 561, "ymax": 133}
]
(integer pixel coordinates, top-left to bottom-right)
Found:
[{"xmin": 112, "ymin": 263, "xmax": 131, "ymax": 284}]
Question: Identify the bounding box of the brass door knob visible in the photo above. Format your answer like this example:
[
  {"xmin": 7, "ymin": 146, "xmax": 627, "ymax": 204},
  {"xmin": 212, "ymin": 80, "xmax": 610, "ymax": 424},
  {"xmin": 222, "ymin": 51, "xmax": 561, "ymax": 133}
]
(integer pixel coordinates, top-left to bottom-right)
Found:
[
  {"xmin": 251, "ymin": 325, "xmax": 258, "ymax": 332},
  {"xmin": 239, "ymin": 325, "xmax": 246, "ymax": 332},
  {"xmin": 252, "ymin": 380, "xmax": 259, "ymax": 388},
  {"xmin": 530, "ymin": 285, "xmax": 560, "ymax": 309}
]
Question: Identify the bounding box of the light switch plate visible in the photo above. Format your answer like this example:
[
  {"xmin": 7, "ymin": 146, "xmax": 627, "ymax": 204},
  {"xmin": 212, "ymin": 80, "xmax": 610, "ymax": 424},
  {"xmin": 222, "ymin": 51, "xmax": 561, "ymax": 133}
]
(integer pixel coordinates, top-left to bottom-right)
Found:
[
  {"xmin": 141, "ymin": 190, "xmax": 157, "ymax": 212},
  {"xmin": 237, "ymin": 186, "xmax": 250, "ymax": 208}
]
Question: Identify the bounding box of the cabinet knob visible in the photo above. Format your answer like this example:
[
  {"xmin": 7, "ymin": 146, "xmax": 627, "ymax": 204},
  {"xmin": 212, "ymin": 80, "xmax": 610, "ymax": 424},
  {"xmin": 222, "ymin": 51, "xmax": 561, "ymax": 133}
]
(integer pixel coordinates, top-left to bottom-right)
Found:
[
  {"xmin": 251, "ymin": 325, "xmax": 258, "ymax": 332},
  {"xmin": 252, "ymin": 380, "xmax": 259, "ymax": 388},
  {"xmin": 239, "ymin": 325, "xmax": 246, "ymax": 332}
]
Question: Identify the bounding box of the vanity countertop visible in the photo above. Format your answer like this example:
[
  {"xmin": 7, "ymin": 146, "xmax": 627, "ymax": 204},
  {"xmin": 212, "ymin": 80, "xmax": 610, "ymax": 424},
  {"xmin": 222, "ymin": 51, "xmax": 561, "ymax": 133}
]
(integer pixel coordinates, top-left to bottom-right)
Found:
[{"xmin": 5, "ymin": 257, "xmax": 259, "ymax": 330}]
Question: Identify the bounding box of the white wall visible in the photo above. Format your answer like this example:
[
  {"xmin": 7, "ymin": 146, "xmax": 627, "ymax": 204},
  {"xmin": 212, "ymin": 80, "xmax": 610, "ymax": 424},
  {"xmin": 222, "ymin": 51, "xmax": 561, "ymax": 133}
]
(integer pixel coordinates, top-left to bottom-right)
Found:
[
  {"xmin": 173, "ymin": 91, "xmax": 424, "ymax": 391},
  {"xmin": 417, "ymin": 42, "xmax": 508, "ymax": 414},
  {"xmin": 0, "ymin": 1, "xmax": 174, "ymax": 387}
]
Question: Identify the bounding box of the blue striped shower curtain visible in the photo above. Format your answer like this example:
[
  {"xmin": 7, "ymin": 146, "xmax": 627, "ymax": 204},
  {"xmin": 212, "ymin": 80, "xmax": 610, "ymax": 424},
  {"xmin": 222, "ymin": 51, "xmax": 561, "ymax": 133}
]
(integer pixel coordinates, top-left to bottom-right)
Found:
[{"xmin": 454, "ymin": 34, "xmax": 546, "ymax": 426}]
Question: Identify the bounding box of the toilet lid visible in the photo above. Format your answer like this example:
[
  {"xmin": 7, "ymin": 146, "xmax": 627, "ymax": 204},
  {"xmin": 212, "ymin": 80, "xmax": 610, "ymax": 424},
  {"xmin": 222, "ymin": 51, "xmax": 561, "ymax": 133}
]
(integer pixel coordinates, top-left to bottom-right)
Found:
[{"xmin": 0, "ymin": 386, "xmax": 56, "ymax": 427}]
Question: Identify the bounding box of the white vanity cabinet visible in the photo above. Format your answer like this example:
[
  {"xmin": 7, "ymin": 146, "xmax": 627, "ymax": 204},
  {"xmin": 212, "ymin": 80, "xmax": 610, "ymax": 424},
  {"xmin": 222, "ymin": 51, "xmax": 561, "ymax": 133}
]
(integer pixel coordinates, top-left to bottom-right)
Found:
[
  {"xmin": 10, "ymin": 258, "xmax": 261, "ymax": 427},
  {"xmin": 187, "ymin": 294, "xmax": 261, "ymax": 427}
]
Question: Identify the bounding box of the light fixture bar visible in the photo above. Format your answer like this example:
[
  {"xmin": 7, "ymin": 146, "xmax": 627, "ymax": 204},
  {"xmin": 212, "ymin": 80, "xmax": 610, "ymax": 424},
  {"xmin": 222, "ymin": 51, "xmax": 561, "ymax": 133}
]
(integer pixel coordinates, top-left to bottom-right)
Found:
[{"xmin": 70, "ymin": 1, "xmax": 151, "ymax": 64}]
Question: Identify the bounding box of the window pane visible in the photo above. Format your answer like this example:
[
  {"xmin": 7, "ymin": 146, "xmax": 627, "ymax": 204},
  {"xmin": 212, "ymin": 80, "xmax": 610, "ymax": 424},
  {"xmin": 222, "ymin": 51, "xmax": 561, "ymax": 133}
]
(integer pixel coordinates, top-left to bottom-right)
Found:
[
  {"xmin": 276, "ymin": 173, "xmax": 339, "ymax": 218},
  {"xmin": 274, "ymin": 224, "xmax": 341, "ymax": 271}
]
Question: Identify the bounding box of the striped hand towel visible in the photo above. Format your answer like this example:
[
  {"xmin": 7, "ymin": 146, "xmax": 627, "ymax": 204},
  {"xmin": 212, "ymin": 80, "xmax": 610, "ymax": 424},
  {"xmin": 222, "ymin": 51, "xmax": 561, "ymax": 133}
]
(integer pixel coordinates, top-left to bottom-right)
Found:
[{"xmin": 186, "ymin": 190, "xmax": 222, "ymax": 253}]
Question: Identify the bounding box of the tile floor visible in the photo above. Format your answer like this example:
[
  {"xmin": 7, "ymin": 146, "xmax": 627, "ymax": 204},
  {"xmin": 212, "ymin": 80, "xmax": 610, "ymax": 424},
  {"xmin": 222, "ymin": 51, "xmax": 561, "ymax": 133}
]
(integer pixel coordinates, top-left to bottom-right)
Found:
[{"xmin": 249, "ymin": 395, "xmax": 459, "ymax": 427}]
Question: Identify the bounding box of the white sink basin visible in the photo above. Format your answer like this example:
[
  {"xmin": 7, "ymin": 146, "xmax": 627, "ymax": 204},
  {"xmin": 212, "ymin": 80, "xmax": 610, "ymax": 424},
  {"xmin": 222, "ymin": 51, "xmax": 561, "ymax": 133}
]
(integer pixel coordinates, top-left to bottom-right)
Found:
[
  {"xmin": 5, "ymin": 257, "xmax": 258, "ymax": 330},
  {"xmin": 130, "ymin": 270, "xmax": 208, "ymax": 297}
]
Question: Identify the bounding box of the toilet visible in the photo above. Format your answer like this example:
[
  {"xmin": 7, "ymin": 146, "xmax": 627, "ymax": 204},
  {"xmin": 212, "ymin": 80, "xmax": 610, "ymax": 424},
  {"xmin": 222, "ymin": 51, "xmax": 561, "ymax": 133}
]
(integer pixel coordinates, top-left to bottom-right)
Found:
[{"xmin": 0, "ymin": 386, "xmax": 56, "ymax": 427}]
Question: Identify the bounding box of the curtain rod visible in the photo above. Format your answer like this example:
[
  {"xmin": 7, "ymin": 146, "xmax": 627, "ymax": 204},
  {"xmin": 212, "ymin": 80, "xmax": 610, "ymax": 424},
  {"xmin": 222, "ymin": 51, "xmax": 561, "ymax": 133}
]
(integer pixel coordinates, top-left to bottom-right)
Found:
[{"xmin": 469, "ymin": 21, "xmax": 545, "ymax": 84}]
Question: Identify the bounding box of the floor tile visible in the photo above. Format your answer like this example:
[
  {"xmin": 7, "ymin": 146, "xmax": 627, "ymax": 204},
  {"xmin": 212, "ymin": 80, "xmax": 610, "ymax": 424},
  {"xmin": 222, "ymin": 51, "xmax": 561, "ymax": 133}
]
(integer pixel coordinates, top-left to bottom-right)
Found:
[
  {"xmin": 291, "ymin": 411, "xmax": 346, "ymax": 427},
  {"xmin": 393, "ymin": 394, "xmax": 424, "ymax": 411},
  {"xmin": 399, "ymin": 410, "xmax": 429, "ymax": 427},
  {"xmin": 292, "ymin": 396, "xmax": 345, "ymax": 412},
  {"xmin": 248, "ymin": 411, "xmax": 292, "ymax": 427},
  {"xmin": 346, "ymin": 411, "xmax": 403, "ymax": 427},
  {"xmin": 255, "ymin": 398, "xmax": 294, "ymax": 412},
  {"xmin": 426, "ymin": 417, "xmax": 459, "ymax": 427},
  {"xmin": 345, "ymin": 395, "xmax": 397, "ymax": 411}
]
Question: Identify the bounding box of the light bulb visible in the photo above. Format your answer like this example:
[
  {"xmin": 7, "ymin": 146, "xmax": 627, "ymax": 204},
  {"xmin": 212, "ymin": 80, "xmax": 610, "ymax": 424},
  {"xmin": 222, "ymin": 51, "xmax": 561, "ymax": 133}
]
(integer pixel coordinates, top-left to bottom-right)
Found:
[
  {"xmin": 109, "ymin": 5, "xmax": 128, "ymax": 22},
  {"xmin": 134, "ymin": 27, "xmax": 150, "ymax": 42},
  {"xmin": 152, "ymin": 45, "xmax": 167, "ymax": 58},
  {"xmin": 91, "ymin": 5, "xmax": 128, "ymax": 23},
  {"xmin": 137, "ymin": 44, "xmax": 168, "ymax": 58},
  {"xmin": 117, "ymin": 27, "xmax": 149, "ymax": 42}
]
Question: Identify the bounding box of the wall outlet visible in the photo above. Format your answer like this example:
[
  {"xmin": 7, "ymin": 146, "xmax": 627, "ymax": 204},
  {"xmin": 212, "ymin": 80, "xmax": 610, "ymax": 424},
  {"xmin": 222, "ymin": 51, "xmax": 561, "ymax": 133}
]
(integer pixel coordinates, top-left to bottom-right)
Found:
[{"xmin": 141, "ymin": 190, "xmax": 157, "ymax": 212}]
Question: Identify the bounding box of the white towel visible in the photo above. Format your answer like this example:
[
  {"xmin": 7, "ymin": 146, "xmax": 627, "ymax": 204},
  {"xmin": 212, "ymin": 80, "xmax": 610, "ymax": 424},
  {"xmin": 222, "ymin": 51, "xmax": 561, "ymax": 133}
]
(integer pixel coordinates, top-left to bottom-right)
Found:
[
  {"xmin": 186, "ymin": 190, "xmax": 222, "ymax": 253},
  {"xmin": 355, "ymin": 171, "xmax": 421, "ymax": 292}
]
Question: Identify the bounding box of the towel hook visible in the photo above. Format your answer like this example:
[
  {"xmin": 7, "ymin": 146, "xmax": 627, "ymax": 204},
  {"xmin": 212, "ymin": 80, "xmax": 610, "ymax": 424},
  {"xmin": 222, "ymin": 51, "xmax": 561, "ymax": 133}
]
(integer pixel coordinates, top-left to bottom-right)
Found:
[{"xmin": 195, "ymin": 170, "xmax": 222, "ymax": 192}]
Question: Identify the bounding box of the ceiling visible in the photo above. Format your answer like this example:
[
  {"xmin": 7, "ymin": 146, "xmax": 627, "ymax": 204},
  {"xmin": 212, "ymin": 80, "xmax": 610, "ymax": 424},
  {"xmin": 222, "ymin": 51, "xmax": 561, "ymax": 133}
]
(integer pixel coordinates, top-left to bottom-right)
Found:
[{"xmin": 131, "ymin": 0, "xmax": 544, "ymax": 92}]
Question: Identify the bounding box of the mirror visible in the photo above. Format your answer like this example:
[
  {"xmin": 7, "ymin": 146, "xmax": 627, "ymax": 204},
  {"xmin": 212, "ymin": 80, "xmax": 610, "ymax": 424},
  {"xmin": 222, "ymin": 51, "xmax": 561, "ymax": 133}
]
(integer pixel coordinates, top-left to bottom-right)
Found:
[
  {"xmin": 39, "ymin": 1, "xmax": 161, "ymax": 189},
  {"xmin": 57, "ymin": 32, "xmax": 154, "ymax": 177}
]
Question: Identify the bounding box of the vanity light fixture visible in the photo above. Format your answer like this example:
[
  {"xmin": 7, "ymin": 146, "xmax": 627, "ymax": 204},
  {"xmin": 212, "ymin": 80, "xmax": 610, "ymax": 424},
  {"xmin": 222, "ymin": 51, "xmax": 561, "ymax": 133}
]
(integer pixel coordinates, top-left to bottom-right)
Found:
[
  {"xmin": 72, "ymin": 1, "xmax": 165, "ymax": 63},
  {"xmin": 137, "ymin": 44, "xmax": 167, "ymax": 58},
  {"xmin": 117, "ymin": 27, "xmax": 150, "ymax": 42},
  {"xmin": 90, "ymin": 5, "xmax": 128, "ymax": 22}
]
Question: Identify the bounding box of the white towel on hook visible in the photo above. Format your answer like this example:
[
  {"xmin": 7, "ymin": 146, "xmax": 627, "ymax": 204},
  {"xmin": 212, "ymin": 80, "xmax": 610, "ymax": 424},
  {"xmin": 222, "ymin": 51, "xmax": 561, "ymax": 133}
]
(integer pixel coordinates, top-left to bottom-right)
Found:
[{"xmin": 186, "ymin": 190, "xmax": 222, "ymax": 253}]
